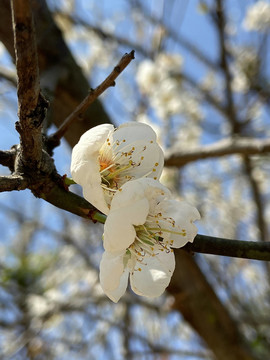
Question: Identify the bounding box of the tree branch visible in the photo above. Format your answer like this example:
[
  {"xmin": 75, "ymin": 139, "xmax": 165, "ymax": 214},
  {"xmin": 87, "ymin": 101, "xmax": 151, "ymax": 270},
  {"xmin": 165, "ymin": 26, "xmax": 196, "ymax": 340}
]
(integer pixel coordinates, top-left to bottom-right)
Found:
[
  {"xmin": 215, "ymin": 0, "xmax": 240, "ymax": 133},
  {"xmin": 165, "ymin": 137, "xmax": 270, "ymax": 167},
  {"xmin": 184, "ymin": 234, "xmax": 270, "ymax": 261},
  {"xmin": 54, "ymin": 10, "xmax": 150, "ymax": 58},
  {"xmin": 37, "ymin": 184, "xmax": 270, "ymax": 262},
  {"xmin": 11, "ymin": 0, "xmax": 39, "ymax": 113},
  {"xmin": 48, "ymin": 50, "xmax": 135, "ymax": 149},
  {"xmin": 0, "ymin": 148, "xmax": 17, "ymax": 171},
  {"xmin": 11, "ymin": 0, "xmax": 48, "ymax": 167},
  {"xmin": 0, "ymin": 175, "xmax": 28, "ymax": 192},
  {"xmin": 0, "ymin": 66, "xmax": 17, "ymax": 86}
]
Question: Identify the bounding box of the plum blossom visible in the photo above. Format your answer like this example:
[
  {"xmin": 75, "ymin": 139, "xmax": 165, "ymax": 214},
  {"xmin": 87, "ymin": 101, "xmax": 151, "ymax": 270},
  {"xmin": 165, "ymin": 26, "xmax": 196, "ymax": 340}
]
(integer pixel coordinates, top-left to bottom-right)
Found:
[
  {"xmin": 231, "ymin": 47, "xmax": 259, "ymax": 93},
  {"xmin": 100, "ymin": 178, "xmax": 200, "ymax": 302},
  {"xmin": 136, "ymin": 53, "xmax": 202, "ymax": 120},
  {"xmin": 243, "ymin": 1, "xmax": 270, "ymax": 32},
  {"xmin": 70, "ymin": 123, "xmax": 164, "ymax": 214},
  {"xmin": 136, "ymin": 53, "xmax": 183, "ymax": 94}
]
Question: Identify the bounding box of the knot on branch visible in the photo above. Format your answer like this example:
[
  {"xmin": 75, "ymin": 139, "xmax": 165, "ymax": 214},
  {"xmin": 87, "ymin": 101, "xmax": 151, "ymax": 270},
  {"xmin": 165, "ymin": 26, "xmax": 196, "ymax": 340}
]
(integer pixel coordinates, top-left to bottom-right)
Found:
[
  {"xmin": 14, "ymin": 146, "xmax": 55, "ymax": 177},
  {"xmin": 30, "ymin": 92, "xmax": 49, "ymax": 128},
  {"xmin": 16, "ymin": 93, "xmax": 49, "ymax": 135}
]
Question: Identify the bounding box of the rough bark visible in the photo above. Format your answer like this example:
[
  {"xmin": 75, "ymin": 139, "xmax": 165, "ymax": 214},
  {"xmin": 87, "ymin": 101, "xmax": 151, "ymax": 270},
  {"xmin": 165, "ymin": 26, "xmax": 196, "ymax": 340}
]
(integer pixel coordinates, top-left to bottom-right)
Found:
[
  {"xmin": 0, "ymin": 1, "xmax": 258, "ymax": 359},
  {"xmin": 0, "ymin": 0, "xmax": 111, "ymax": 148}
]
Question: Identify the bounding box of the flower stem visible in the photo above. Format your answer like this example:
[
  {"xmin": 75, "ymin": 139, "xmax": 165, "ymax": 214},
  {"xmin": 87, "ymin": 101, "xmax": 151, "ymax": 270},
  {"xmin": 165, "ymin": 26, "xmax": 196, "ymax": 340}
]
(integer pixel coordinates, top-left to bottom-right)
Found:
[
  {"xmin": 64, "ymin": 177, "xmax": 77, "ymax": 186},
  {"xmin": 92, "ymin": 211, "xmax": 107, "ymax": 224}
]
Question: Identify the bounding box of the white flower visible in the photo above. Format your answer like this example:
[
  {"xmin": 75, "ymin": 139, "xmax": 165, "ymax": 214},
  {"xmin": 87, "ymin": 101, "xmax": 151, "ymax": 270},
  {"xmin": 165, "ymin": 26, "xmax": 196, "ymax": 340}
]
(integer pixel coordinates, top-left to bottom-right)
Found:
[
  {"xmin": 100, "ymin": 178, "xmax": 200, "ymax": 302},
  {"xmin": 151, "ymin": 78, "xmax": 182, "ymax": 119},
  {"xmin": 243, "ymin": 1, "xmax": 270, "ymax": 32},
  {"xmin": 70, "ymin": 123, "xmax": 164, "ymax": 214},
  {"xmin": 231, "ymin": 46, "xmax": 259, "ymax": 93},
  {"xmin": 156, "ymin": 53, "xmax": 183, "ymax": 73},
  {"xmin": 136, "ymin": 53, "xmax": 183, "ymax": 95},
  {"xmin": 136, "ymin": 59, "xmax": 162, "ymax": 94}
]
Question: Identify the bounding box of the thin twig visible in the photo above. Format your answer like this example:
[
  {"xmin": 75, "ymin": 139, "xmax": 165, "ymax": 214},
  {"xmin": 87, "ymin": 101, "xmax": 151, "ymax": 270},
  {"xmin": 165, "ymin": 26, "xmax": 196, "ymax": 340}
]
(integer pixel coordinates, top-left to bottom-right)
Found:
[
  {"xmin": 0, "ymin": 148, "xmax": 17, "ymax": 171},
  {"xmin": 214, "ymin": 0, "xmax": 240, "ymax": 132},
  {"xmin": 244, "ymin": 157, "xmax": 268, "ymax": 242},
  {"xmin": 49, "ymin": 50, "xmax": 135, "ymax": 148},
  {"xmin": 165, "ymin": 137, "xmax": 270, "ymax": 167},
  {"xmin": 0, "ymin": 175, "xmax": 28, "ymax": 192},
  {"xmin": 0, "ymin": 66, "xmax": 17, "ymax": 86},
  {"xmin": 54, "ymin": 11, "xmax": 150, "ymax": 58},
  {"xmin": 243, "ymin": 157, "xmax": 270, "ymax": 277},
  {"xmin": 184, "ymin": 234, "xmax": 270, "ymax": 261}
]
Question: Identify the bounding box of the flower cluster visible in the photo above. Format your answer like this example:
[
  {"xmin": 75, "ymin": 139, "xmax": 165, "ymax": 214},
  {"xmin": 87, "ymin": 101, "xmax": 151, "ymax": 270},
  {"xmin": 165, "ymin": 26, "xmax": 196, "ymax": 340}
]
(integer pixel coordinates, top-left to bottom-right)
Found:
[
  {"xmin": 71, "ymin": 122, "xmax": 200, "ymax": 302},
  {"xmin": 243, "ymin": 1, "xmax": 270, "ymax": 32},
  {"xmin": 136, "ymin": 53, "xmax": 202, "ymax": 121},
  {"xmin": 231, "ymin": 46, "xmax": 260, "ymax": 93}
]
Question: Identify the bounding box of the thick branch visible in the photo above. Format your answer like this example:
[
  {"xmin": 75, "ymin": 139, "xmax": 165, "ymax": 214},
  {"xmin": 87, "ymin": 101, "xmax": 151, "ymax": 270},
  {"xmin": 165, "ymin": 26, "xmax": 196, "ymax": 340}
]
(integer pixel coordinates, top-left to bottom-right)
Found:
[
  {"xmin": 11, "ymin": 0, "xmax": 39, "ymax": 114},
  {"xmin": 168, "ymin": 251, "xmax": 255, "ymax": 360},
  {"xmin": 165, "ymin": 137, "xmax": 270, "ymax": 167},
  {"xmin": 41, "ymin": 183, "xmax": 99, "ymax": 221},
  {"xmin": 11, "ymin": 0, "xmax": 48, "ymax": 166},
  {"xmin": 48, "ymin": 50, "xmax": 135, "ymax": 148}
]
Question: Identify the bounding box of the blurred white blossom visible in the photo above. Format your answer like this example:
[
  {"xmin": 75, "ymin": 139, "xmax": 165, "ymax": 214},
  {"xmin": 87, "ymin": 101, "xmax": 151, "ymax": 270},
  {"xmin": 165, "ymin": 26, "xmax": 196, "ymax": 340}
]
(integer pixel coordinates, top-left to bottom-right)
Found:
[
  {"xmin": 136, "ymin": 53, "xmax": 202, "ymax": 121},
  {"xmin": 231, "ymin": 47, "xmax": 259, "ymax": 93},
  {"xmin": 243, "ymin": 1, "xmax": 270, "ymax": 32}
]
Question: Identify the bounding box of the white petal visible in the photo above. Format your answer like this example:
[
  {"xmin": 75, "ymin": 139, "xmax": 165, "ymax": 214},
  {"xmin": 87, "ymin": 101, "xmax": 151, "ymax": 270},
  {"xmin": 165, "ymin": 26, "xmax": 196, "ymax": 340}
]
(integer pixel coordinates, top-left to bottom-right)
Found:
[
  {"xmin": 99, "ymin": 251, "xmax": 129, "ymax": 302},
  {"xmin": 130, "ymin": 250, "xmax": 175, "ymax": 298},
  {"xmin": 112, "ymin": 178, "xmax": 170, "ymax": 210},
  {"xmin": 70, "ymin": 124, "xmax": 114, "ymax": 214},
  {"xmin": 156, "ymin": 200, "xmax": 200, "ymax": 248},
  {"xmin": 118, "ymin": 142, "xmax": 164, "ymax": 181},
  {"xmin": 74, "ymin": 124, "xmax": 114, "ymax": 155},
  {"xmin": 73, "ymin": 155, "xmax": 109, "ymax": 214},
  {"xmin": 104, "ymin": 197, "xmax": 149, "ymax": 252},
  {"xmin": 110, "ymin": 123, "xmax": 164, "ymax": 182},
  {"xmin": 103, "ymin": 178, "xmax": 170, "ymax": 253},
  {"xmin": 71, "ymin": 124, "xmax": 113, "ymax": 179},
  {"xmin": 106, "ymin": 269, "xmax": 129, "ymax": 303},
  {"xmin": 114, "ymin": 122, "xmax": 157, "ymax": 147}
]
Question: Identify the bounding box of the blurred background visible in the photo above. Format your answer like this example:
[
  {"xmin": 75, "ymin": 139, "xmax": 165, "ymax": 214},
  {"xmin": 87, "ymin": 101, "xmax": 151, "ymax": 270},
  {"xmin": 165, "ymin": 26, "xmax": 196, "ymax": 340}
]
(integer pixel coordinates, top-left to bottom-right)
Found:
[{"xmin": 0, "ymin": 0, "xmax": 269, "ymax": 359}]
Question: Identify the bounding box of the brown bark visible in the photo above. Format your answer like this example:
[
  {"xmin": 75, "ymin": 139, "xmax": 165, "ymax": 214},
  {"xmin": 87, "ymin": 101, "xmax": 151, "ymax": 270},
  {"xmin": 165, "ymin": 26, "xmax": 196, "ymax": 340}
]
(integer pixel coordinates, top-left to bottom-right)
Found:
[
  {"xmin": 165, "ymin": 137, "xmax": 270, "ymax": 168},
  {"xmin": 0, "ymin": 1, "xmax": 258, "ymax": 359},
  {"xmin": 168, "ymin": 251, "xmax": 255, "ymax": 360},
  {"xmin": 0, "ymin": 0, "xmax": 111, "ymax": 148}
]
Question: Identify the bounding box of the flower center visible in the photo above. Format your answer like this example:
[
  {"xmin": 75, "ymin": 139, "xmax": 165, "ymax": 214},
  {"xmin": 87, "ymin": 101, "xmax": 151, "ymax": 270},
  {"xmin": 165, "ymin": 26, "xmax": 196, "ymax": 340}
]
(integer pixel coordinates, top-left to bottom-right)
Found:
[
  {"xmin": 98, "ymin": 136, "xmax": 158, "ymax": 190},
  {"xmin": 126, "ymin": 224, "xmax": 170, "ymax": 266},
  {"xmin": 124, "ymin": 214, "xmax": 187, "ymax": 268}
]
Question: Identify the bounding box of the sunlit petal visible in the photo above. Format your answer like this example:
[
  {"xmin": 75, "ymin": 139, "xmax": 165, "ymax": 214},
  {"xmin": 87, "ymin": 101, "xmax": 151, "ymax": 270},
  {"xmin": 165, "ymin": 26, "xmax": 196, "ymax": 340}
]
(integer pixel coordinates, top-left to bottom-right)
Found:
[
  {"xmin": 130, "ymin": 250, "xmax": 175, "ymax": 297},
  {"xmin": 99, "ymin": 251, "xmax": 128, "ymax": 303}
]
